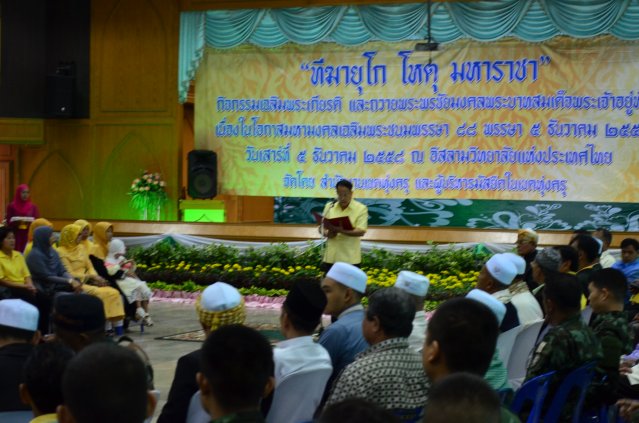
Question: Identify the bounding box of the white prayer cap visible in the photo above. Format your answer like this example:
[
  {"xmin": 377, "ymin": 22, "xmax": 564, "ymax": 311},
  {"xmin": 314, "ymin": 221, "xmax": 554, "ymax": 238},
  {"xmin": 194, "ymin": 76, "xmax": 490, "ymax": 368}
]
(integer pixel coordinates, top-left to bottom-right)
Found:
[
  {"xmin": 502, "ymin": 252, "xmax": 526, "ymax": 276},
  {"xmin": 485, "ymin": 254, "xmax": 517, "ymax": 286},
  {"xmin": 0, "ymin": 299, "xmax": 39, "ymax": 332},
  {"xmin": 326, "ymin": 262, "xmax": 367, "ymax": 294},
  {"xmin": 200, "ymin": 282, "xmax": 242, "ymax": 312},
  {"xmin": 394, "ymin": 271, "xmax": 430, "ymax": 297},
  {"xmin": 466, "ymin": 289, "xmax": 506, "ymax": 324}
]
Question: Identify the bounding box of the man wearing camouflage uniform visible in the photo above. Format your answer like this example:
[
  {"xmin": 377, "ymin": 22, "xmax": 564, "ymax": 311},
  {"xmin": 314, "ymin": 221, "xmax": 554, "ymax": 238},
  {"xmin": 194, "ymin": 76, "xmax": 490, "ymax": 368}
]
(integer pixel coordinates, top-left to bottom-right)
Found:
[{"xmin": 525, "ymin": 273, "xmax": 602, "ymax": 420}]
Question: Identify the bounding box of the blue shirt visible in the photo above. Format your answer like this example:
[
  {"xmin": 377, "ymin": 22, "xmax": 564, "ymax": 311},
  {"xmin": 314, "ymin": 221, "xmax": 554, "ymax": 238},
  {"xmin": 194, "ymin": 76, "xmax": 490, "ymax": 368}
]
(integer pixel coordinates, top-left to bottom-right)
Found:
[
  {"xmin": 612, "ymin": 259, "xmax": 639, "ymax": 283},
  {"xmin": 319, "ymin": 305, "xmax": 369, "ymax": 381}
]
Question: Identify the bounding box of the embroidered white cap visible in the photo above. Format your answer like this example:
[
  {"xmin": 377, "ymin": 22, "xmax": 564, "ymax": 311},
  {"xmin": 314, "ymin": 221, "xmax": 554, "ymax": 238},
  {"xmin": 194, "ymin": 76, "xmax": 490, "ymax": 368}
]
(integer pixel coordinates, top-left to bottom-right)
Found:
[
  {"xmin": 200, "ymin": 282, "xmax": 242, "ymax": 312},
  {"xmin": 326, "ymin": 262, "xmax": 367, "ymax": 294},
  {"xmin": 485, "ymin": 254, "xmax": 518, "ymax": 286},
  {"xmin": 0, "ymin": 299, "xmax": 39, "ymax": 332},
  {"xmin": 466, "ymin": 289, "xmax": 507, "ymax": 324},
  {"xmin": 502, "ymin": 252, "xmax": 526, "ymax": 276},
  {"xmin": 394, "ymin": 271, "xmax": 430, "ymax": 297}
]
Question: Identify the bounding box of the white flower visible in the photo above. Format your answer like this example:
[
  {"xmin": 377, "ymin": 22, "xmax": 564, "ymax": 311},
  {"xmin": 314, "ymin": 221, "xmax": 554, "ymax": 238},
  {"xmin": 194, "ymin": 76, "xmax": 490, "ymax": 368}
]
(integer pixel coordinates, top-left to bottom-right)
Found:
[{"xmin": 160, "ymin": 181, "xmax": 166, "ymax": 187}]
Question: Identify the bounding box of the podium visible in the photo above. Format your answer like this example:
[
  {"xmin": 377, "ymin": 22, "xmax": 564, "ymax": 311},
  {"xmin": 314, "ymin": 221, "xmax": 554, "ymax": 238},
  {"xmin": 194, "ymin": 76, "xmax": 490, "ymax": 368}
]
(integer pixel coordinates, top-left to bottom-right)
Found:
[{"xmin": 179, "ymin": 200, "xmax": 225, "ymax": 222}]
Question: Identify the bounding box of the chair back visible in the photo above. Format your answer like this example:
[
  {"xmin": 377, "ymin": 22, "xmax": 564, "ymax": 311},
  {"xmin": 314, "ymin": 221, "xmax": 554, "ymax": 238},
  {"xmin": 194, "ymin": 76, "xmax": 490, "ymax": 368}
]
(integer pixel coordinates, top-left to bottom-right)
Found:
[
  {"xmin": 0, "ymin": 411, "xmax": 33, "ymax": 423},
  {"xmin": 507, "ymin": 320, "xmax": 544, "ymax": 389},
  {"xmin": 509, "ymin": 370, "xmax": 555, "ymax": 423},
  {"xmin": 581, "ymin": 306, "xmax": 593, "ymax": 325},
  {"xmin": 542, "ymin": 362, "xmax": 597, "ymax": 423},
  {"xmin": 266, "ymin": 366, "xmax": 333, "ymax": 423},
  {"xmin": 497, "ymin": 326, "xmax": 521, "ymax": 365},
  {"xmin": 186, "ymin": 391, "xmax": 211, "ymax": 423},
  {"xmin": 143, "ymin": 390, "xmax": 161, "ymax": 423}
]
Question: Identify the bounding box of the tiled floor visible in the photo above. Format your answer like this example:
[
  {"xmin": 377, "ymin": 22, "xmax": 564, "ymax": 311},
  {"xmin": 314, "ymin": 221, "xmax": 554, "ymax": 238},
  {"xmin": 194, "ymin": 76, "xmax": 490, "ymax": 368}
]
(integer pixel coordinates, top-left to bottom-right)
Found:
[{"xmin": 128, "ymin": 301, "xmax": 282, "ymax": 421}]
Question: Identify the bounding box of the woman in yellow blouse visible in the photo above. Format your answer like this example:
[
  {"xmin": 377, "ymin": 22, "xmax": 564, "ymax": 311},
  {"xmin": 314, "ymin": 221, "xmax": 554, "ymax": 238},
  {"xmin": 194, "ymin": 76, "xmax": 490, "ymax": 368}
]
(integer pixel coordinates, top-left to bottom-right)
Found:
[
  {"xmin": 57, "ymin": 224, "xmax": 125, "ymax": 333},
  {"xmin": 90, "ymin": 221, "xmax": 112, "ymax": 260},
  {"xmin": 74, "ymin": 219, "xmax": 93, "ymax": 253},
  {"xmin": 23, "ymin": 217, "xmax": 53, "ymax": 257}
]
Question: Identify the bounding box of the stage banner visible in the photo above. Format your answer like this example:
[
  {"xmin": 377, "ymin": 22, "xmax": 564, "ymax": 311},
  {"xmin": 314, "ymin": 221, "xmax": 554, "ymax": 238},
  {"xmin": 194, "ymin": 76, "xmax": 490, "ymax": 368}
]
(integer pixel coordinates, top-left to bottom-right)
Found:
[{"xmin": 195, "ymin": 36, "xmax": 639, "ymax": 202}]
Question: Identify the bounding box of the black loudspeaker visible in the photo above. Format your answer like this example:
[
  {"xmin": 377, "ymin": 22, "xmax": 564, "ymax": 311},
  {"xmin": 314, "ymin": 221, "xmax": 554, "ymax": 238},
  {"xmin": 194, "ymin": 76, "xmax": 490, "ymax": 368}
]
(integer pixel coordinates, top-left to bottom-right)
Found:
[
  {"xmin": 46, "ymin": 74, "xmax": 75, "ymax": 118},
  {"xmin": 188, "ymin": 150, "xmax": 218, "ymax": 199}
]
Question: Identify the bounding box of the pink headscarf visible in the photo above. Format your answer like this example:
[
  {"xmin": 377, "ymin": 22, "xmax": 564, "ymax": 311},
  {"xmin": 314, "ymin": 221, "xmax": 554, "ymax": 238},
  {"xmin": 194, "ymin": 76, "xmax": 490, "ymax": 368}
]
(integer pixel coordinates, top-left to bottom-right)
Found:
[{"xmin": 10, "ymin": 184, "xmax": 33, "ymax": 216}]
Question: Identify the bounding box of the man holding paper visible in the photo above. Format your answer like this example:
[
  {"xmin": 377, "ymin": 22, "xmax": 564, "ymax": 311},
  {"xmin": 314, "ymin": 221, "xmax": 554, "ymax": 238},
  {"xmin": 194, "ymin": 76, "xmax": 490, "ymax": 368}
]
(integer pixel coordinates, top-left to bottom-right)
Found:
[{"xmin": 319, "ymin": 180, "xmax": 368, "ymax": 273}]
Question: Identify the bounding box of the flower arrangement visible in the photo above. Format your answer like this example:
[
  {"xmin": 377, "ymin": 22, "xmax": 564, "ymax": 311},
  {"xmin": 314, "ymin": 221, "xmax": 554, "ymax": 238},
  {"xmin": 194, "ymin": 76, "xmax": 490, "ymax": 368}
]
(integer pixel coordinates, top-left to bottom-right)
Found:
[{"xmin": 128, "ymin": 170, "xmax": 168, "ymax": 220}]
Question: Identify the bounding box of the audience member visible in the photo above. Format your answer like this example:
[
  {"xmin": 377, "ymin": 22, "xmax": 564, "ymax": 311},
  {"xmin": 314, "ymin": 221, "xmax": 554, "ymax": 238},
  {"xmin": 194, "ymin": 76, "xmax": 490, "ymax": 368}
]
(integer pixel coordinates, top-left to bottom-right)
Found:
[
  {"xmin": 571, "ymin": 235, "xmax": 603, "ymax": 298},
  {"xmin": 105, "ymin": 238, "xmax": 153, "ymax": 325},
  {"xmin": 516, "ymin": 228, "xmax": 539, "ymax": 291},
  {"xmin": 530, "ymin": 247, "xmax": 562, "ymax": 309},
  {"xmin": 52, "ymin": 294, "xmax": 106, "ymax": 352},
  {"xmin": 476, "ymin": 254, "xmax": 520, "ymax": 332},
  {"xmin": 57, "ymin": 342, "xmax": 156, "ymax": 423},
  {"xmin": 569, "ymin": 229, "xmax": 592, "ymax": 245},
  {"xmin": 593, "ymin": 228, "xmax": 615, "ymax": 268},
  {"xmin": 326, "ymin": 287, "xmax": 429, "ymax": 421},
  {"xmin": 423, "ymin": 373, "xmax": 501, "ymax": 423},
  {"xmin": 89, "ymin": 222, "xmax": 113, "ymax": 260},
  {"xmin": 318, "ymin": 262, "xmax": 369, "ymax": 389},
  {"xmin": 158, "ymin": 282, "xmax": 246, "ymax": 423},
  {"xmin": 393, "ymin": 270, "xmax": 429, "ymax": 352},
  {"xmin": 556, "ymin": 245, "xmax": 579, "ymax": 274},
  {"xmin": 0, "ymin": 227, "xmax": 40, "ymax": 306},
  {"xmin": 19, "ymin": 342, "xmax": 74, "ymax": 423},
  {"xmin": 466, "ymin": 289, "xmax": 510, "ymax": 391},
  {"xmin": 422, "ymin": 298, "xmax": 518, "ymax": 422},
  {"xmin": 525, "ymin": 272, "xmax": 602, "ymax": 420},
  {"xmin": 197, "ymin": 324, "xmax": 274, "ymax": 422},
  {"xmin": 503, "ymin": 252, "xmax": 543, "ymax": 324},
  {"xmin": 23, "ymin": 218, "xmax": 53, "ymax": 258},
  {"xmin": 0, "ymin": 299, "xmax": 39, "ymax": 412},
  {"xmin": 5, "ymin": 184, "xmax": 40, "ymax": 252},
  {"xmin": 586, "ymin": 268, "xmax": 633, "ymax": 407},
  {"xmin": 319, "ymin": 398, "xmax": 399, "ymax": 423},
  {"xmin": 73, "ymin": 219, "xmax": 93, "ymax": 253},
  {"xmin": 613, "ymin": 238, "xmax": 639, "ymax": 283}
]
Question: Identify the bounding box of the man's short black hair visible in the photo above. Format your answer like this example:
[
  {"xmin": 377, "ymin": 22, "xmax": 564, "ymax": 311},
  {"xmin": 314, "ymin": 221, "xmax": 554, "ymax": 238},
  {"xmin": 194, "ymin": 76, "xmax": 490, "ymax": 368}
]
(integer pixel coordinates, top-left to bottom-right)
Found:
[
  {"xmin": 366, "ymin": 287, "xmax": 415, "ymax": 338},
  {"xmin": 595, "ymin": 228, "xmax": 612, "ymax": 245},
  {"xmin": 423, "ymin": 373, "xmax": 501, "ymax": 423},
  {"xmin": 282, "ymin": 303, "xmax": 320, "ymax": 333},
  {"xmin": 427, "ymin": 298, "xmax": 498, "ymax": 376},
  {"xmin": 590, "ymin": 268, "xmax": 627, "ymax": 303},
  {"xmin": 0, "ymin": 226, "xmax": 14, "ymax": 245},
  {"xmin": 23, "ymin": 342, "xmax": 74, "ymax": 414},
  {"xmin": 335, "ymin": 179, "xmax": 353, "ymax": 191},
  {"xmin": 544, "ymin": 273, "xmax": 582, "ymax": 312},
  {"xmin": 62, "ymin": 343, "xmax": 148, "ymax": 423},
  {"xmin": 572, "ymin": 235, "xmax": 600, "ymax": 263},
  {"xmin": 200, "ymin": 324, "xmax": 273, "ymax": 411},
  {"xmin": 621, "ymin": 238, "xmax": 639, "ymax": 251},
  {"xmin": 319, "ymin": 398, "xmax": 400, "ymax": 423},
  {"xmin": 555, "ymin": 246, "xmax": 579, "ymax": 273},
  {"xmin": 0, "ymin": 324, "xmax": 35, "ymax": 342}
]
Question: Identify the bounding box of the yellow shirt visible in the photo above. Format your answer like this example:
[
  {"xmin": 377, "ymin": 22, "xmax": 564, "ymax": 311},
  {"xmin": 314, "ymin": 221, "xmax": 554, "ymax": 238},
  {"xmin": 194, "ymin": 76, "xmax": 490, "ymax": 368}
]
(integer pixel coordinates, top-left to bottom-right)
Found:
[
  {"xmin": 322, "ymin": 199, "xmax": 368, "ymax": 265},
  {"xmin": 0, "ymin": 250, "xmax": 30, "ymax": 284},
  {"xmin": 30, "ymin": 413, "xmax": 58, "ymax": 423}
]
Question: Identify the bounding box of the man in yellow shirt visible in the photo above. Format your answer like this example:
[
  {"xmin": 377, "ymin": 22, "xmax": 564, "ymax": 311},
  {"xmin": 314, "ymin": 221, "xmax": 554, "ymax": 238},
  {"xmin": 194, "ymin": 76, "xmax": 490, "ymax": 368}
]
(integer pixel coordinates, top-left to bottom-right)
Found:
[{"xmin": 320, "ymin": 180, "xmax": 368, "ymax": 273}]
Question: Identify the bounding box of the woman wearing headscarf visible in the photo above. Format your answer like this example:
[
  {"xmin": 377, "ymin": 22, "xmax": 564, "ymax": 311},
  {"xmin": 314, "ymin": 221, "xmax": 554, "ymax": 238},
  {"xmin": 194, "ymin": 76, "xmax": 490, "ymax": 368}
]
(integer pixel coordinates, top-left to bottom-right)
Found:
[
  {"xmin": 90, "ymin": 221, "xmax": 112, "ymax": 260},
  {"xmin": 105, "ymin": 238, "xmax": 153, "ymax": 326},
  {"xmin": 5, "ymin": 184, "xmax": 40, "ymax": 252},
  {"xmin": 56, "ymin": 224, "xmax": 126, "ymax": 334},
  {"xmin": 23, "ymin": 218, "xmax": 53, "ymax": 258},
  {"xmin": 74, "ymin": 219, "xmax": 93, "ymax": 253}
]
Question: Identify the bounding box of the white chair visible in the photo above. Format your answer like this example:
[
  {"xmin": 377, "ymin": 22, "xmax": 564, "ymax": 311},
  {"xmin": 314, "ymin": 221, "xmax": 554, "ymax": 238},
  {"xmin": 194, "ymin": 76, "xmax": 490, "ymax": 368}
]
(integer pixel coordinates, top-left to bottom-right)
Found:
[
  {"xmin": 507, "ymin": 320, "xmax": 544, "ymax": 390},
  {"xmin": 186, "ymin": 391, "xmax": 210, "ymax": 423},
  {"xmin": 144, "ymin": 390, "xmax": 160, "ymax": 423},
  {"xmin": 581, "ymin": 306, "xmax": 593, "ymax": 325},
  {"xmin": 266, "ymin": 366, "xmax": 333, "ymax": 423},
  {"xmin": 496, "ymin": 325, "xmax": 521, "ymax": 365},
  {"xmin": 0, "ymin": 411, "xmax": 32, "ymax": 423}
]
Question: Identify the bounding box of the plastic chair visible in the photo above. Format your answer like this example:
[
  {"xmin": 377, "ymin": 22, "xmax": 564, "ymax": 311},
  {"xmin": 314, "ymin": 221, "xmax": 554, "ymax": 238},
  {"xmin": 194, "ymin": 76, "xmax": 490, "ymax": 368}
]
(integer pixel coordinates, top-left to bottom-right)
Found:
[
  {"xmin": 143, "ymin": 390, "xmax": 161, "ymax": 423},
  {"xmin": 0, "ymin": 411, "xmax": 32, "ymax": 423},
  {"xmin": 186, "ymin": 391, "xmax": 210, "ymax": 423},
  {"xmin": 266, "ymin": 366, "xmax": 333, "ymax": 423},
  {"xmin": 542, "ymin": 362, "xmax": 597, "ymax": 423},
  {"xmin": 497, "ymin": 325, "xmax": 521, "ymax": 365},
  {"xmin": 509, "ymin": 370, "xmax": 555, "ymax": 423},
  {"xmin": 507, "ymin": 320, "xmax": 544, "ymax": 390},
  {"xmin": 581, "ymin": 306, "xmax": 593, "ymax": 325}
]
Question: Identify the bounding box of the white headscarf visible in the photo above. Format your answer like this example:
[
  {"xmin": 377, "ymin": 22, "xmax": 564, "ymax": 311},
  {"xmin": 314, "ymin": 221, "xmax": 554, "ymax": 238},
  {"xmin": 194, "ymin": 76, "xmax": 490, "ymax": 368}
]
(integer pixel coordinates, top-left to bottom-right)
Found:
[{"xmin": 105, "ymin": 238, "xmax": 127, "ymax": 266}]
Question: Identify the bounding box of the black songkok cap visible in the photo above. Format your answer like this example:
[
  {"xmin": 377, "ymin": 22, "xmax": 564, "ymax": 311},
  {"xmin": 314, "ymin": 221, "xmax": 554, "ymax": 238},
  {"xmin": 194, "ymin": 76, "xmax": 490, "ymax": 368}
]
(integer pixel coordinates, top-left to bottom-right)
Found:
[
  {"xmin": 284, "ymin": 280, "xmax": 327, "ymax": 322},
  {"xmin": 53, "ymin": 294, "xmax": 106, "ymax": 332}
]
